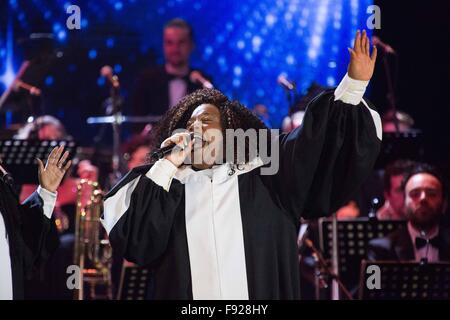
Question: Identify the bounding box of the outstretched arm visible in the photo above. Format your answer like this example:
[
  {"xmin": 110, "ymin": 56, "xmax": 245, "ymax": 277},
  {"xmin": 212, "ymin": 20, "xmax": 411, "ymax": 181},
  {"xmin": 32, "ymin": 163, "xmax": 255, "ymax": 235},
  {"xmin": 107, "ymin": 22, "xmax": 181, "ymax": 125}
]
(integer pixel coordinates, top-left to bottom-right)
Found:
[
  {"xmin": 347, "ymin": 29, "xmax": 377, "ymax": 81},
  {"xmin": 270, "ymin": 30, "xmax": 381, "ymax": 222}
]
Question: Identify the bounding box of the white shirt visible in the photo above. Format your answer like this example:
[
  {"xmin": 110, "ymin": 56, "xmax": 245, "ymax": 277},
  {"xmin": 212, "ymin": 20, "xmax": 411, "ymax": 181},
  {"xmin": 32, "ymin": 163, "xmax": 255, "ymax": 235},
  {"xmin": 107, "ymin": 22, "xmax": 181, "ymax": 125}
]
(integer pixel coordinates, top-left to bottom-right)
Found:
[
  {"xmin": 168, "ymin": 78, "xmax": 188, "ymax": 108},
  {"xmin": 0, "ymin": 186, "xmax": 56, "ymax": 300}
]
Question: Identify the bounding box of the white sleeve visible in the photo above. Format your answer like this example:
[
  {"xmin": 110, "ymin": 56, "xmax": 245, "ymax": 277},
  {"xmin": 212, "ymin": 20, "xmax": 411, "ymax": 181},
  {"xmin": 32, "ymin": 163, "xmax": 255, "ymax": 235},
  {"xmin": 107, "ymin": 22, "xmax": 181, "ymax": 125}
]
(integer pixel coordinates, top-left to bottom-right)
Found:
[
  {"xmin": 37, "ymin": 186, "xmax": 57, "ymax": 219},
  {"xmin": 145, "ymin": 159, "xmax": 178, "ymax": 192},
  {"xmin": 334, "ymin": 73, "xmax": 382, "ymax": 140},
  {"xmin": 334, "ymin": 73, "xmax": 369, "ymax": 105}
]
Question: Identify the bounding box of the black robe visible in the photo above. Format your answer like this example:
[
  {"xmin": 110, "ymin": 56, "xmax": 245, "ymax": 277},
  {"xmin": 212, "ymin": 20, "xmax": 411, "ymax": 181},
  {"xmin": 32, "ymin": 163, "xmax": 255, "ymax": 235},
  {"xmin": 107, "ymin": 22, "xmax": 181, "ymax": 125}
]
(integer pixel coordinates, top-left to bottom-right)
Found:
[
  {"xmin": 0, "ymin": 179, "xmax": 59, "ymax": 300},
  {"xmin": 103, "ymin": 89, "xmax": 381, "ymax": 299}
]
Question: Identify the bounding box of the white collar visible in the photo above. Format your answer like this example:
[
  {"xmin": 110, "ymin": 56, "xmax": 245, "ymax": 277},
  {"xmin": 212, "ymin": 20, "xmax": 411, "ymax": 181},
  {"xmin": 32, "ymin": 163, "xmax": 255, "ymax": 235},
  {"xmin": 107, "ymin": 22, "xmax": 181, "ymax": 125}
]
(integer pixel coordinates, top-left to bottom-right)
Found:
[{"xmin": 174, "ymin": 157, "xmax": 264, "ymax": 185}]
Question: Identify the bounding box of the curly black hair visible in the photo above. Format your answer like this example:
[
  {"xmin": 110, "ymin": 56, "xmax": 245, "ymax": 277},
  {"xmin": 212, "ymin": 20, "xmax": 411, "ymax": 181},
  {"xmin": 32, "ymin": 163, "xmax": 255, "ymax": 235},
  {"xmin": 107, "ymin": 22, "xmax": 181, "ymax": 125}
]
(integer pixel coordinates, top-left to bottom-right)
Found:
[{"xmin": 151, "ymin": 88, "xmax": 269, "ymax": 165}]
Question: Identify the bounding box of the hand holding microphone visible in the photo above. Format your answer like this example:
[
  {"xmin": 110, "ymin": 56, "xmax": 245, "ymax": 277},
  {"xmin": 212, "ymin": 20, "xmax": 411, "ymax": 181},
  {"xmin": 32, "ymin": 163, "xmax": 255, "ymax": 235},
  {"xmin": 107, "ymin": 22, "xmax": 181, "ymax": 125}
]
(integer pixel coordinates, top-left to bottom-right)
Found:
[{"xmin": 153, "ymin": 132, "xmax": 202, "ymax": 167}]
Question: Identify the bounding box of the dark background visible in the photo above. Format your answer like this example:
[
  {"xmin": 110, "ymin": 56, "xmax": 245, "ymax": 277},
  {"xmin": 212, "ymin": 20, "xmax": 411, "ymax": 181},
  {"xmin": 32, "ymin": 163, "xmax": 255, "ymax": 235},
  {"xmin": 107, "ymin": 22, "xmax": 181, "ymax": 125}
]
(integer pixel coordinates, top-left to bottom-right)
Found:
[{"xmin": 372, "ymin": 0, "xmax": 450, "ymax": 167}]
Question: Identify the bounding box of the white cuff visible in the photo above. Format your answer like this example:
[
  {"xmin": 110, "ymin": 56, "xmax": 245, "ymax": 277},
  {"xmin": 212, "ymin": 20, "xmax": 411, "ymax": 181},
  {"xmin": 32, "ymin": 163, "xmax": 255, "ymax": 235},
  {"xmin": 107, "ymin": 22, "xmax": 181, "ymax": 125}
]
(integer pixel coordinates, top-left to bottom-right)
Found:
[
  {"xmin": 145, "ymin": 159, "xmax": 178, "ymax": 192},
  {"xmin": 37, "ymin": 186, "xmax": 57, "ymax": 219},
  {"xmin": 334, "ymin": 73, "xmax": 369, "ymax": 105}
]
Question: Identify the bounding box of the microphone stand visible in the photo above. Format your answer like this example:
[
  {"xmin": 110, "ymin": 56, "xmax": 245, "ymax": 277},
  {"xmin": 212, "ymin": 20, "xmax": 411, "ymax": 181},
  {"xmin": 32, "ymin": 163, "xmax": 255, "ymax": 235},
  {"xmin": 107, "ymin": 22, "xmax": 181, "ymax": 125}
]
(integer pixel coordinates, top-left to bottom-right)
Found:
[
  {"xmin": 111, "ymin": 82, "xmax": 123, "ymax": 187},
  {"xmin": 0, "ymin": 61, "xmax": 31, "ymax": 112},
  {"xmin": 103, "ymin": 77, "xmax": 123, "ymax": 188},
  {"xmin": 380, "ymin": 49, "xmax": 399, "ymax": 132},
  {"xmin": 305, "ymin": 237, "xmax": 354, "ymax": 300},
  {"xmin": 280, "ymin": 84, "xmax": 296, "ymax": 131}
]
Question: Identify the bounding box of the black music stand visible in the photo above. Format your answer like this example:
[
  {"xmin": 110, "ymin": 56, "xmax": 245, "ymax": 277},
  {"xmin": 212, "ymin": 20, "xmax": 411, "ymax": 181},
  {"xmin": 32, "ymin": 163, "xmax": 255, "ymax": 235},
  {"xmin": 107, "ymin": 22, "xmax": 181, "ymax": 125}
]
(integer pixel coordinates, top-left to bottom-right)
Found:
[
  {"xmin": 0, "ymin": 139, "xmax": 77, "ymax": 184},
  {"xmin": 117, "ymin": 265, "xmax": 152, "ymax": 300},
  {"xmin": 359, "ymin": 261, "xmax": 450, "ymax": 300},
  {"xmin": 319, "ymin": 218, "xmax": 406, "ymax": 295}
]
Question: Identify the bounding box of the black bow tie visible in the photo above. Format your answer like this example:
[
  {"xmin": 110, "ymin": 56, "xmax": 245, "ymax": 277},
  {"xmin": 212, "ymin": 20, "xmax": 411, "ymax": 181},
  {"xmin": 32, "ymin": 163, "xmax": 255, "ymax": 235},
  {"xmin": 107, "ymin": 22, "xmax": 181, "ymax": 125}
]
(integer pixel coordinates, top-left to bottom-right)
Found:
[{"xmin": 415, "ymin": 236, "xmax": 440, "ymax": 249}]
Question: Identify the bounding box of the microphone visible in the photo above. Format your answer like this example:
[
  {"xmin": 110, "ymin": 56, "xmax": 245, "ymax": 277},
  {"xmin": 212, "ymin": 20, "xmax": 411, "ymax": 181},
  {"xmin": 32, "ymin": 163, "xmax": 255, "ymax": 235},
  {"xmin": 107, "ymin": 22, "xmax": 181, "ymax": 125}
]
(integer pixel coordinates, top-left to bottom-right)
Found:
[
  {"xmin": 190, "ymin": 71, "xmax": 214, "ymax": 89},
  {"xmin": 14, "ymin": 80, "xmax": 41, "ymax": 96},
  {"xmin": 372, "ymin": 36, "xmax": 396, "ymax": 54},
  {"xmin": 368, "ymin": 197, "xmax": 380, "ymax": 220},
  {"xmin": 0, "ymin": 161, "xmax": 14, "ymax": 188},
  {"xmin": 151, "ymin": 132, "xmax": 202, "ymax": 160},
  {"xmin": 100, "ymin": 65, "xmax": 120, "ymax": 89},
  {"xmin": 277, "ymin": 75, "xmax": 295, "ymax": 91}
]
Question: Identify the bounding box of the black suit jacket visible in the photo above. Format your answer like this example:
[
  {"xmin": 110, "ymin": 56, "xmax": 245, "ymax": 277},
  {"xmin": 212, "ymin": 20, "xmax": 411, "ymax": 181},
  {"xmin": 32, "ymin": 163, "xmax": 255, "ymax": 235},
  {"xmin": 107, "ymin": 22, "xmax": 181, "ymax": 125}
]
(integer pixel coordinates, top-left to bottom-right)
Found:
[
  {"xmin": 0, "ymin": 179, "xmax": 59, "ymax": 299},
  {"xmin": 132, "ymin": 65, "xmax": 210, "ymax": 117},
  {"xmin": 367, "ymin": 225, "xmax": 450, "ymax": 261}
]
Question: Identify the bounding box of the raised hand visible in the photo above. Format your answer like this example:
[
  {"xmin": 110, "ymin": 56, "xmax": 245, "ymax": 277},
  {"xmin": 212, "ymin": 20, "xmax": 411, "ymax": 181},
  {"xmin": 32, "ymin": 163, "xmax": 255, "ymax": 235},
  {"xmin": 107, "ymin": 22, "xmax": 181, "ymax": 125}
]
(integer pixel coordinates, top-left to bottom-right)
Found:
[
  {"xmin": 347, "ymin": 29, "xmax": 377, "ymax": 81},
  {"xmin": 37, "ymin": 145, "xmax": 72, "ymax": 193}
]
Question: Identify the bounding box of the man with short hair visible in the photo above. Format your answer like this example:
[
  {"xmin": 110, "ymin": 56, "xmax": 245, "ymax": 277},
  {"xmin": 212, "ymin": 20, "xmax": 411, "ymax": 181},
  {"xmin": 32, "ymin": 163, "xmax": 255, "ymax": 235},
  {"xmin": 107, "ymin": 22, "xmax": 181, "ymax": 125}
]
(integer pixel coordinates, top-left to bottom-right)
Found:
[
  {"xmin": 132, "ymin": 18, "xmax": 211, "ymax": 126},
  {"xmin": 377, "ymin": 159, "xmax": 416, "ymax": 220}
]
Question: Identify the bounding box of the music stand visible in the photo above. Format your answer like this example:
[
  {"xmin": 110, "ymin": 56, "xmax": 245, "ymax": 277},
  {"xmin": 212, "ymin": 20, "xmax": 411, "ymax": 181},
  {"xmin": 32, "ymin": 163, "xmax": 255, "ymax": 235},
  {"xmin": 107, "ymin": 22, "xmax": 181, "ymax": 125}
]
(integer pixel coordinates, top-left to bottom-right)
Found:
[
  {"xmin": 0, "ymin": 139, "xmax": 77, "ymax": 184},
  {"xmin": 117, "ymin": 265, "xmax": 152, "ymax": 300},
  {"xmin": 359, "ymin": 260, "xmax": 450, "ymax": 300},
  {"xmin": 86, "ymin": 115, "xmax": 161, "ymax": 125},
  {"xmin": 319, "ymin": 218, "xmax": 406, "ymax": 294}
]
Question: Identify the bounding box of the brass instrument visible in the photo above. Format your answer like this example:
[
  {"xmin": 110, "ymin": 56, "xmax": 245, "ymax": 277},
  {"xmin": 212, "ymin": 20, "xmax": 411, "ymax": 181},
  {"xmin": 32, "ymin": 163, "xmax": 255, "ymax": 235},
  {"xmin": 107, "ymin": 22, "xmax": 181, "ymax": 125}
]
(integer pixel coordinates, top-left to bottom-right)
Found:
[{"xmin": 73, "ymin": 179, "xmax": 113, "ymax": 300}]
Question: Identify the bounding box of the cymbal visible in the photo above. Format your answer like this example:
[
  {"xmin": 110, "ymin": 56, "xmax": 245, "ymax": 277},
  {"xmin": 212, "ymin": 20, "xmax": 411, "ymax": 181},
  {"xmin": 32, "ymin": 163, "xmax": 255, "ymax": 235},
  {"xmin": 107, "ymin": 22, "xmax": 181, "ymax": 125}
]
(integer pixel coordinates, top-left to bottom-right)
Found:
[{"xmin": 87, "ymin": 114, "xmax": 161, "ymax": 125}]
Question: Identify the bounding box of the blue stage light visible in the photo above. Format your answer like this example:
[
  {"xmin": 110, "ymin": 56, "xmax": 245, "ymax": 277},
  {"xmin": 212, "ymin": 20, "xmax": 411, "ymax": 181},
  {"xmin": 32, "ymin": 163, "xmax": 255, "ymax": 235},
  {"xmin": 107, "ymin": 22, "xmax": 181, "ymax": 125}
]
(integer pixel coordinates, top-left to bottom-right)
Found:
[
  {"xmin": 45, "ymin": 76, "xmax": 54, "ymax": 86},
  {"xmin": 114, "ymin": 2, "xmax": 123, "ymax": 11},
  {"xmin": 88, "ymin": 49, "xmax": 97, "ymax": 60}
]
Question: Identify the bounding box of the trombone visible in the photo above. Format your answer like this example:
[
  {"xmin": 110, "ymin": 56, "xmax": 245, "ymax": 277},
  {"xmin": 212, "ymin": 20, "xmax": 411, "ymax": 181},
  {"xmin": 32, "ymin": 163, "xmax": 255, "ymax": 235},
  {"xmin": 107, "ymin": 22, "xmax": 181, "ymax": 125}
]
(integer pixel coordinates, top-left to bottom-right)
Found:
[{"xmin": 73, "ymin": 179, "xmax": 112, "ymax": 300}]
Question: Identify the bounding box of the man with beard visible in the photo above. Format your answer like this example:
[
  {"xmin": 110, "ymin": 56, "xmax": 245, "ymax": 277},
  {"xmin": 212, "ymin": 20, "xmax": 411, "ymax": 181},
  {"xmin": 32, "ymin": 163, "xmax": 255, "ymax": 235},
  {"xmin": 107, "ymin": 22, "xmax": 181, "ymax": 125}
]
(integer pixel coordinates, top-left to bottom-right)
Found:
[{"xmin": 368, "ymin": 163, "xmax": 450, "ymax": 262}]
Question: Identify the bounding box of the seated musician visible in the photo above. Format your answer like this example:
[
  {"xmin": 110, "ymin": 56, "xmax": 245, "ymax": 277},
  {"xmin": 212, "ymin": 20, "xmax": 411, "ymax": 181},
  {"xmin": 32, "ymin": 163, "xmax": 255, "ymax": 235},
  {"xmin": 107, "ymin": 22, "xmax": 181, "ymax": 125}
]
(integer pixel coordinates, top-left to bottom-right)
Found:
[{"xmin": 368, "ymin": 163, "xmax": 450, "ymax": 262}]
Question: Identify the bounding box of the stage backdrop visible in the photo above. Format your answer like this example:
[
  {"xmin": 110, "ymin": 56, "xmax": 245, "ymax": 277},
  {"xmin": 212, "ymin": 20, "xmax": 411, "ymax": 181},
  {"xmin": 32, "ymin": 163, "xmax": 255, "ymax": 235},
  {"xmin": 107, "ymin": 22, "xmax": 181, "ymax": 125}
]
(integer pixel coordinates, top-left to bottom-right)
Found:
[{"xmin": 0, "ymin": 0, "xmax": 372, "ymax": 143}]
